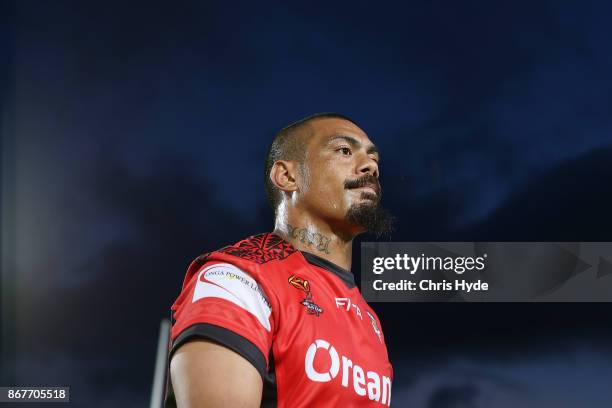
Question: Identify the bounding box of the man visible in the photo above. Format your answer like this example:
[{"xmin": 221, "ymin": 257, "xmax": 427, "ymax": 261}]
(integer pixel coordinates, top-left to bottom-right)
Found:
[{"xmin": 167, "ymin": 113, "xmax": 394, "ymax": 407}]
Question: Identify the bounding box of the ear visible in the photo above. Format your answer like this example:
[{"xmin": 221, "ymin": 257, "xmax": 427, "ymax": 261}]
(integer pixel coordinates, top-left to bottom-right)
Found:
[{"xmin": 270, "ymin": 160, "xmax": 299, "ymax": 194}]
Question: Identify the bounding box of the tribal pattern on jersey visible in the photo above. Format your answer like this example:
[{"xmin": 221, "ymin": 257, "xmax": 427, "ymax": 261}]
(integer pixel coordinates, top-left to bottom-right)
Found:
[{"xmin": 218, "ymin": 233, "xmax": 297, "ymax": 264}]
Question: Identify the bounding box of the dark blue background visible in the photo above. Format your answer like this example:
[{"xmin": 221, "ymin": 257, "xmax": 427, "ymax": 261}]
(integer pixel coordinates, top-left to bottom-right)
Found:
[{"xmin": 2, "ymin": 1, "xmax": 612, "ymax": 406}]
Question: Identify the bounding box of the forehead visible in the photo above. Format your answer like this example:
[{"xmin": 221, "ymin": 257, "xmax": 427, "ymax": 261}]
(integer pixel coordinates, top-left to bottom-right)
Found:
[{"xmin": 308, "ymin": 117, "xmax": 374, "ymax": 146}]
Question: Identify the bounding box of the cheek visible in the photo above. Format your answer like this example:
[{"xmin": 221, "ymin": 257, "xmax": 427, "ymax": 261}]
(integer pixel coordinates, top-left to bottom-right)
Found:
[
  {"xmin": 323, "ymin": 177, "xmax": 353, "ymax": 212},
  {"xmin": 302, "ymin": 158, "xmax": 356, "ymax": 212}
]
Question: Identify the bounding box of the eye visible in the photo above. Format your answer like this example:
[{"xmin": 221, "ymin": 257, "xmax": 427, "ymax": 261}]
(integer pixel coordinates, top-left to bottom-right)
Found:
[{"xmin": 337, "ymin": 147, "xmax": 352, "ymax": 156}]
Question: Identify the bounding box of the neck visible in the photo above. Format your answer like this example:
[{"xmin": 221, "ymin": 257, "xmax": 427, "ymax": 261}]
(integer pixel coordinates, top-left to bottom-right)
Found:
[{"xmin": 273, "ymin": 212, "xmax": 356, "ymax": 271}]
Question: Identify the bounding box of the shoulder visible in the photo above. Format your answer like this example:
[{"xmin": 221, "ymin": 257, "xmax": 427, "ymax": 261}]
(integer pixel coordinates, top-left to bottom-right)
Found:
[
  {"xmin": 182, "ymin": 233, "xmax": 298, "ymax": 289},
  {"xmin": 212, "ymin": 232, "xmax": 297, "ymax": 264}
]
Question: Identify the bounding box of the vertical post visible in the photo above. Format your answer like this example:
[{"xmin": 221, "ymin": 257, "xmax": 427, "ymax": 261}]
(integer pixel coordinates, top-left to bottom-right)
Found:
[{"xmin": 150, "ymin": 319, "xmax": 171, "ymax": 408}]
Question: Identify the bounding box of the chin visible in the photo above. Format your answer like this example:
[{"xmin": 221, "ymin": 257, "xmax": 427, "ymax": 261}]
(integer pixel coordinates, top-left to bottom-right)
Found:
[{"xmin": 344, "ymin": 200, "xmax": 395, "ymax": 238}]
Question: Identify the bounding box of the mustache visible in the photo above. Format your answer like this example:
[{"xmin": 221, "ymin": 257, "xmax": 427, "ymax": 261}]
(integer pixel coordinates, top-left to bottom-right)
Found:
[{"xmin": 344, "ymin": 174, "xmax": 381, "ymax": 196}]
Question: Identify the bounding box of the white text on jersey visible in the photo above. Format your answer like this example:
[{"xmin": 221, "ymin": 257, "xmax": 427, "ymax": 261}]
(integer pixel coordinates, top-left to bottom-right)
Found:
[
  {"xmin": 304, "ymin": 339, "xmax": 391, "ymax": 406},
  {"xmin": 335, "ymin": 298, "xmax": 362, "ymax": 320}
]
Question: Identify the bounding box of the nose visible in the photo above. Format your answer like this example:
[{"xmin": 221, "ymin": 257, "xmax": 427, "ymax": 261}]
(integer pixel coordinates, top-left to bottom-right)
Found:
[{"xmin": 358, "ymin": 154, "xmax": 379, "ymax": 178}]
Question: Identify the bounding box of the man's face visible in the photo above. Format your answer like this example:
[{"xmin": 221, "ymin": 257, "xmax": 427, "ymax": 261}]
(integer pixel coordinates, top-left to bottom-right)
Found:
[{"xmin": 297, "ymin": 118, "xmax": 386, "ymax": 234}]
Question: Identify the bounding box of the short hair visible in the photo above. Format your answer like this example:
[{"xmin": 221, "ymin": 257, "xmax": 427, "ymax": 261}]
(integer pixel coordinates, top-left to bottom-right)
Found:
[{"xmin": 264, "ymin": 112, "xmax": 359, "ymax": 214}]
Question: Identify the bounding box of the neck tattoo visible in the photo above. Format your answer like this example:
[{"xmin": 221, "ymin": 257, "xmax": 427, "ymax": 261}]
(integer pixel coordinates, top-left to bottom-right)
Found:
[{"xmin": 287, "ymin": 224, "xmax": 331, "ymax": 254}]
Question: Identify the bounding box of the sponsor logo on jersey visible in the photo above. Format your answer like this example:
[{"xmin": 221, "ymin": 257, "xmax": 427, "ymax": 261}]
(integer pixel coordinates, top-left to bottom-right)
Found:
[
  {"xmin": 300, "ymin": 298, "xmax": 323, "ymax": 316},
  {"xmin": 289, "ymin": 275, "xmax": 323, "ymax": 317},
  {"xmin": 193, "ymin": 263, "xmax": 272, "ymax": 331},
  {"xmin": 366, "ymin": 311, "xmax": 382, "ymax": 343},
  {"xmin": 335, "ymin": 297, "xmax": 363, "ymax": 320},
  {"xmin": 304, "ymin": 339, "xmax": 392, "ymax": 406}
]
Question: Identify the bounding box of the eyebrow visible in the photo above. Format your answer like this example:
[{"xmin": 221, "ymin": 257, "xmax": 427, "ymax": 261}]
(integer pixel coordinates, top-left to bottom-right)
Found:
[{"xmin": 327, "ymin": 135, "xmax": 380, "ymax": 157}]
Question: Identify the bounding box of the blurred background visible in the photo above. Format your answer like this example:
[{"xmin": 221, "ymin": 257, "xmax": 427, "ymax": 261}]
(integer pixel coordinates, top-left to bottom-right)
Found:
[{"xmin": 2, "ymin": 1, "xmax": 612, "ymax": 406}]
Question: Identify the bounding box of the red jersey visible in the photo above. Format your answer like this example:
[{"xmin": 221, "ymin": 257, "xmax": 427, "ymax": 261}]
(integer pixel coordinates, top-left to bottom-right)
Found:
[{"xmin": 167, "ymin": 233, "xmax": 393, "ymax": 407}]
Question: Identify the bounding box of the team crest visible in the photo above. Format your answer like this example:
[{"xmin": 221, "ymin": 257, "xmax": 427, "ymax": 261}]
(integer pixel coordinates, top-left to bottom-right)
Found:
[
  {"xmin": 366, "ymin": 311, "xmax": 382, "ymax": 342},
  {"xmin": 289, "ymin": 275, "xmax": 323, "ymax": 317}
]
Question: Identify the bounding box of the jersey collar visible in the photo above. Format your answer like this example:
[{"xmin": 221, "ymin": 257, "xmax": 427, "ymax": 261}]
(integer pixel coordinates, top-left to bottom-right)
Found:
[{"xmin": 300, "ymin": 251, "xmax": 356, "ymax": 289}]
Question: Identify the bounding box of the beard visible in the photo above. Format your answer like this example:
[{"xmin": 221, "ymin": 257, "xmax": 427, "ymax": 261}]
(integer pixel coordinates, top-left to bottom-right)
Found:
[
  {"xmin": 344, "ymin": 175, "xmax": 395, "ymax": 238},
  {"xmin": 346, "ymin": 198, "xmax": 395, "ymax": 238}
]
